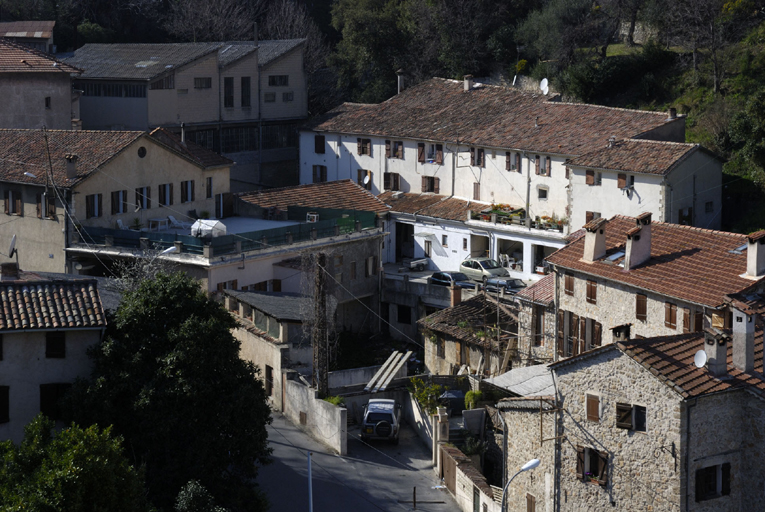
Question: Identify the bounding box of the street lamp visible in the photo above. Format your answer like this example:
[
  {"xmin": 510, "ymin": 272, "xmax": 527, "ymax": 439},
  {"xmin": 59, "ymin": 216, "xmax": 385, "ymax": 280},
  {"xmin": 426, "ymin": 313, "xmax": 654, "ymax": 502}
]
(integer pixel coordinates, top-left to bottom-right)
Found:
[{"xmin": 500, "ymin": 458, "xmax": 540, "ymax": 511}]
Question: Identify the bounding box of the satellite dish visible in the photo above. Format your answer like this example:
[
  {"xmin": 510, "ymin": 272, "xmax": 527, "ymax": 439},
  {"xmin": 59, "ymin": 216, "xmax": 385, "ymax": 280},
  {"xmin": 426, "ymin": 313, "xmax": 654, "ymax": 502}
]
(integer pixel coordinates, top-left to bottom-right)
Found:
[
  {"xmin": 363, "ymin": 175, "xmax": 370, "ymax": 185},
  {"xmin": 540, "ymin": 78, "xmax": 548, "ymax": 91},
  {"xmin": 8, "ymin": 234, "xmax": 16, "ymax": 258},
  {"xmin": 542, "ymin": 85, "xmax": 549, "ymax": 96},
  {"xmin": 693, "ymin": 350, "xmax": 707, "ymax": 369}
]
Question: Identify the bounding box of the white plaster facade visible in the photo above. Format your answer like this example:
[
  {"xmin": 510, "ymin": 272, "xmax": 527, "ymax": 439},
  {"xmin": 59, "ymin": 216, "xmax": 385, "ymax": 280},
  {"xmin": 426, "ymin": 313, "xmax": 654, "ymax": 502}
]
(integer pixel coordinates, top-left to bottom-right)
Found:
[
  {"xmin": 0, "ymin": 328, "xmax": 102, "ymax": 443},
  {"xmin": 568, "ymin": 147, "xmax": 722, "ymax": 231}
]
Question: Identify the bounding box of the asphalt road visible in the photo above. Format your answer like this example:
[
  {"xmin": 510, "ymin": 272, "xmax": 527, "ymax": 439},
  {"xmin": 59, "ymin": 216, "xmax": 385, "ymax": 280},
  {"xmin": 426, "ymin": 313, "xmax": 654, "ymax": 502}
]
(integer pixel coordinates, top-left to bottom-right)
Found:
[{"xmin": 257, "ymin": 412, "xmax": 459, "ymax": 511}]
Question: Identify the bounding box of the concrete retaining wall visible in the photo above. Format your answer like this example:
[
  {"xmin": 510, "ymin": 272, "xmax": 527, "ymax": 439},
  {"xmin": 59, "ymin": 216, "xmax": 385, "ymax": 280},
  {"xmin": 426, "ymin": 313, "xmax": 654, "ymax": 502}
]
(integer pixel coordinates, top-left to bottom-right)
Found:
[
  {"xmin": 328, "ymin": 363, "xmax": 407, "ymax": 390},
  {"xmin": 283, "ymin": 378, "xmax": 348, "ymax": 455}
]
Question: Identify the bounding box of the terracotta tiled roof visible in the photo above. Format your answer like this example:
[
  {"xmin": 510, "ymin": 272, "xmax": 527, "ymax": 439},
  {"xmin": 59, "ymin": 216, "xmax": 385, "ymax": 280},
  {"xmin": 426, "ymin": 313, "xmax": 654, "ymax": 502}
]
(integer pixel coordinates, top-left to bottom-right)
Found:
[
  {"xmin": 0, "ymin": 21, "xmax": 55, "ymax": 39},
  {"xmin": 545, "ymin": 216, "xmax": 755, "ymax": 308},
  {"xmin": 616, "ymin": 331, "xmax": 765, "ymax": 399},
  {"xmin": 418, "ymin": 294, "xmax": 516, "ymax": 348},
  {"xmin": 0, "ymin": 129, "xmax": 143, "ymax": 188},
  {"xmin": 378, "ymin": 191, "xmax": 490, "ymax": 221},
  {"xmin": 0, "ymin": 38, "xmax": 81, "ymax": 74},
  {"xmin": 515, "ymin": 274, "xmax": 554, "ymax": 306},
  {"xmin": 0, "ymin": 275, "xmax": 106, "ymax": 331},
  {"xmin": 567, "ymin": 139, "xmax": 716, "ymax": 175},
  {"xmin": 237, "ymin": 180, "xmax": 389, "ymax": 213},
  {"xmin": 149, "ymin": 128, "xmax": 232, "ymax": 169},
  {"xmin": 306, "ymin": 78, "xmax": 679, "ymax": 156}
]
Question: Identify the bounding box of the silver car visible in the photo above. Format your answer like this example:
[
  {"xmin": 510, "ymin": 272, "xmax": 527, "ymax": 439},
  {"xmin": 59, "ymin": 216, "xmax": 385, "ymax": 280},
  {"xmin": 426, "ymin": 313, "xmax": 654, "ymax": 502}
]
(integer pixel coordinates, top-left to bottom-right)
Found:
[
  {"xmin": 459, "ymin": 257, "xmax": 510, "ymax": 282},
  {"xmin": 361, "ymin": 399, "xmax": 402, "ymax": 444}
]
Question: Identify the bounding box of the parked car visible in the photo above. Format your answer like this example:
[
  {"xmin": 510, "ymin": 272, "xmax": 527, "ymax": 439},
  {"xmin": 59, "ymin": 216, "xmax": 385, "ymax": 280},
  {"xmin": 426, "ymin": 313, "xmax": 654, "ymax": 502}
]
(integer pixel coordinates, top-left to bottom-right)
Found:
[
  {"xmin": 484, "ymin": 277, "xmax": 527, "ymax": 294},
  {"xmin": 459, "ymin": 258, "xmax": 510, "ymax": 282},
  {"xmin": 430, "ymin": 271, "xmax": 477, "ymax": 289},
  {"xmin": 361, "ymin": 398, "xmax": 402, "ymax": 444}
]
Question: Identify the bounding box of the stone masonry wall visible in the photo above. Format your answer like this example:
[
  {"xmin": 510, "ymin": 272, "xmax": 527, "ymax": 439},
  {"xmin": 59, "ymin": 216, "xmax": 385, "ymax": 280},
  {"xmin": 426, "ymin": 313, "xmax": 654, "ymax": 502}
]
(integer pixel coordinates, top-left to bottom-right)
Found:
[
  {"xmin": 517, "ymin": 300, "xmax": 556, "ymax": 366},
  {"xmin": 500, "ymin": 399, "xmax": 556, "ymax": 512},
  {"xmin": 556, "ymin": 347, "xmax": 683, "ymax": 512},
  {"xmin": 557, "ymin": 270, "xmax": 706, "ymax": 341}
]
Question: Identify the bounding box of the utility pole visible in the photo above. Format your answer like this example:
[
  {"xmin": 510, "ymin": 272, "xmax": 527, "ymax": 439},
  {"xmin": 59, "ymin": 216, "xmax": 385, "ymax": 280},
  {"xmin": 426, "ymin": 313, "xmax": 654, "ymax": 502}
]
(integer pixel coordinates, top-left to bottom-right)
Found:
[{"xmin": 313, "ymin": 253, "xmax": 329, "ymax": 397}]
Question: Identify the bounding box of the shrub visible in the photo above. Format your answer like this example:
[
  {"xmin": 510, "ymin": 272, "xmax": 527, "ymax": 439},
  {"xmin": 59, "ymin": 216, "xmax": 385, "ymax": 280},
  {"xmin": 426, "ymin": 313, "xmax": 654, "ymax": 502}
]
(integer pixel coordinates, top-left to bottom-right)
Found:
[
  {"xmin": 409, "ymin": 377, "xmax": 444, "ymax": 415},
  {"xmin": 464, "ymin": 390, "xmax": 484, "ymax": 410},
  {"xmin": 323, "ymin": 396, "xmax": 345, "ymax": 407}
]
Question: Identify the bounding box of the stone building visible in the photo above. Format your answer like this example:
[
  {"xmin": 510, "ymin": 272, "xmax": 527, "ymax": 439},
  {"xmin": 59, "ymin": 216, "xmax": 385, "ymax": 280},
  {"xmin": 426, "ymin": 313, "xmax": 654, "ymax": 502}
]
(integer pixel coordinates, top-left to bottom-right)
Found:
[
  {"xmin": 497, "ymin": 321, "xmax": 765, "ymax": 512},
  {"xmin": 515, "ymin": 274, "xmax": 556, "ymax": 366},
  {"xmin": 0, "ymin": 39, "xmax": 82, "ymax": 130},
  {"xmin": 544, "ymin": 214, "xmax": 765, "ymax": 359},
  {"xmin": 419, "ymin": 293, "xmax": 517, "ymax": 376}
]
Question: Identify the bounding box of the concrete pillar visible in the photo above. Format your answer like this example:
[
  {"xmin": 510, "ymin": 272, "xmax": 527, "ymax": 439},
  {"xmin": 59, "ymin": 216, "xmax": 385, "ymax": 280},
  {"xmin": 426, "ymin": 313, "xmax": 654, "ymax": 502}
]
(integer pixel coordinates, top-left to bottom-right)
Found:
[
  {"xmin": 203, "ymin": 244, "xmax": 212, "ymax": 258},
  {"xmin": 140, "ymin": 237, "xmax": 149, "ymax": 250},
  {"xmin": 174, "ymin": 241, "xmax": 183, "ymax": 253}
]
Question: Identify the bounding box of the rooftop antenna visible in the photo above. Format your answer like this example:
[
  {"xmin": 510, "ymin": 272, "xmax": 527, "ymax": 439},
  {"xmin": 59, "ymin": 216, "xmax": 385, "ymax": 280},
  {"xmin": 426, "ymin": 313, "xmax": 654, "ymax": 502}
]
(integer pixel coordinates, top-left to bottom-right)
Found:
[
  {"xmin": 540, "ymin": 78, "xmax": 549, "ymax": 96},
  {"xmin": 693, "ymin": 349, "xmax": 707, "ymax": 369}
]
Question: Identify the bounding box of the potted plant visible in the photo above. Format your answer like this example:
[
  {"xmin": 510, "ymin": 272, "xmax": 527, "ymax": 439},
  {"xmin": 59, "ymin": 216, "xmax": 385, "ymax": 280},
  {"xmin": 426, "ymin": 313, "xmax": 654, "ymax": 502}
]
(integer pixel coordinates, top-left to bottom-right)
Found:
[{"xmin": 131, "ymin": 218, "xmax": 142, "ymax": 231}]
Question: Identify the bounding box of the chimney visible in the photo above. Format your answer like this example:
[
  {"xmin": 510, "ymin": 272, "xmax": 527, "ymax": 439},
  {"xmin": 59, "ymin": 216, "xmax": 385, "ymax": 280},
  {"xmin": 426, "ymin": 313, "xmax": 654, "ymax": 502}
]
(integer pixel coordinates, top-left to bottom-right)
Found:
[
  {"xmin": 582, "ymin": 217, "xmax": 607, "ymax": 263},
  {"xmin": 0, "ymin": 262, "xmax": 19, "ymax": 281},
  {"xmin": 732, "ymin": 307, "xmax": 755, "ymax": 373},
  {"xmin": 704, "ymin": 329, "xmax": 728, "ymax": 377},
  {"xmin": 668, "ymin": 107, "xmax": 677, "ymax": 120},
  {"xmin": 624, "ymin": 212, "xmax": 652, "ymax": 270},
  {"xmin": 64, "ymin": 154, "xmax": 78, "ymax": 179},
  {"xmin": 746, "ymin": 230, "xmax": 765, "ymax": 278},
  {"xmin": 396, "ymin": 69, "xmax": 405, "ymax": 94},
  {"xmin": 464, "ymin": 74, "xmax": 473, "ymax": 92},
  {"xmin": 450, "ymin": 285, "xmax": 462, "ymax": 307},
  {"xmin": 181, "ymin": 122, "xmax": 186, "ymax": 144}
]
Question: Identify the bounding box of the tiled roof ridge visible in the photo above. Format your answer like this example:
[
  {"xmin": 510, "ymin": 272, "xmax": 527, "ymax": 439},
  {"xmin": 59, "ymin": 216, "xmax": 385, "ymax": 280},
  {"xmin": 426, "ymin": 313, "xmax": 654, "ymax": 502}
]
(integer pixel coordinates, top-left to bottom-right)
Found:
[
  {"xmin": 238, "ymin": 178, "xmax": 388, "ymax": 206},
  {"xmin": 0, "ymin": 39, "xmax": 83, "ymax": 73},
  {"xmin": 552, "ymin": 100, "xmax": 671, "ymax": 118},
  {"xmin": 621, "ymin": 138, "xmax": 697, "ymax": 147},
  {"xmin": 611, "ymin": 214, "xmax": 747, "ymax": 239},
  {"xmin": 0, "ymin": 127, "xmax": 144, "ymax": 135}
]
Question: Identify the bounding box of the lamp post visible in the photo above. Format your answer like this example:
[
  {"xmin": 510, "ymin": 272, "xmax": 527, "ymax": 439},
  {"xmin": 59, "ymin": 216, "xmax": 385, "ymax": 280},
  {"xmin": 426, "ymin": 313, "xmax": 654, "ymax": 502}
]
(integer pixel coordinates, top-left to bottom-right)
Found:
[{"xmin": 500, "ymin": 458, "xmax": 540, "ymax": 512}]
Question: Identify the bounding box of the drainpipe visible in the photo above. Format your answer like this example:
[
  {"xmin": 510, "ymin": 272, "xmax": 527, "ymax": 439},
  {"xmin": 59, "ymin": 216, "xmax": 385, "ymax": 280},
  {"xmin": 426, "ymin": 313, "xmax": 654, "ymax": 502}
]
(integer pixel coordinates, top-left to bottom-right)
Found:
[
  {"xmin": 684, "ymin": 398, "xmax": 697, "ymax": 512},
  {"xmin": 498, "ymin": 406, "xmax": 508, "ymax": 491}
]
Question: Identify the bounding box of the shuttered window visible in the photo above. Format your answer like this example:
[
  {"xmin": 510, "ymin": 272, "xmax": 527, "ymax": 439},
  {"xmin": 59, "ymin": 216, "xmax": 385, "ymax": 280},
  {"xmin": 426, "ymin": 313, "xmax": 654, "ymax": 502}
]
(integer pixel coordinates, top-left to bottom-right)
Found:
[
  {"xmin": 385, "ymin": 140, "xmax": 391, "ymax": 158},
  {"xmin": 136, "ymin": 187, "xmax": 151, "ymax": 209},
  {"xmin": 683, "ymin": 307, "xmax": 691, "ymax": 333},
  {"xmin": 383, "ymin": 172, "xmax": 400, "ymax": 191},
  {"xmin": 616, "ymin": 403, "xmax": 633, "ymax": 428},
  {"xmin": 665, "ymin": 302, "xmax": 677, "ymax": 329},
  {"xmin": 418, "ymin": 143, "xmax": 425, "ymax": 163},
  {"xmin": 356, "ymin": 138, "xmax": 371, "ymax": 156},
  {"xmin": 636, "ymin": 294, "xmax": 647, "ymax": 321},
  {"xmin": 586, "ymin": 394, "xmax": 599, "ymax": 422},
  {"xmin": 592, "ymin": 321, "xmax": 602, "ymax": 347},
  {"xmin": 545, "ymin": 156, "xmax": 552, "ymax": 176},
  {"xmin": 586, "ymin": 170, "xmax": 595, "ymax": 185},
  {"xmin": 526, "ymin": 494, "xmax": 536, "ymax": 512},
  {"xmin": 564, "ymin": 274, "xmax": 574, "ymax": 295},
  {"xmin": 421, "ymin": 176, "xmax": 439, "ymax": 193},
  {"xmin": 36, "ymin": 194, "xmax": 56, "ymax": 219},
  {"xmin": 557, "ymin": 310, "xmax": 565, "ymax": 357},
  {"xmin": 314, "ymin": 135, "xmax": 325, "ymax": 154},
  {"xmin": 506, "ymin": 152, "xmax": 512, "ymax": 171},
  {"xmin": 180, "ymin": 180, "xmax": 195, "ymax": 203},
  {"xmin": 436, "ymin": 144, "xmax": 443, "ymax": 164},
  {"xmin": 85, "ymin": 194, "xmax": 102, "ymax": 218},
  {"xmin": 477, "ymin": 148, "xmax": 484, "ymax": 167},
  {"xmin": 586, "ymin": 280, "xmax": 597, "ymax": 304},
  {"xmin": 312, "ymin": 165, "xmax": 327, "ymax": 183},
  {"xmin": 110, "ymin": 190, "xmax": 127, "ymax": 215},
  {"xmin": 158, "ymin": 184, "xmax": 173, "ymax": 206},
  {"xmin": 618, "ymin": 173, "xmax": 627, "ymax": 189},
  {"xmin": 694, "ymin": 311, "xmax": 704, "ymax": 332},
  {"xmin": 470, "ymin": 147, "xmax": 475, "ymax": 166},
  {"xmin": 473, "ymin": 183, "xmax": 480, "ymax": 201},
  {"xmin": 515, "ymin": 153, "xmax": 522, "ymax": 172},
  {"xmin": 535, "ymin": 155, "xmax": 541, "ymax": 174}
]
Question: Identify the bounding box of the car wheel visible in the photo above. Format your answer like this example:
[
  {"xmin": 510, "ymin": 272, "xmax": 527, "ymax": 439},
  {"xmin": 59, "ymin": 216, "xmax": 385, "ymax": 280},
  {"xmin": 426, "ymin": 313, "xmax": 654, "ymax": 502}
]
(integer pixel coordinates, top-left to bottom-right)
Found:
[
  {"xmin": 416, "ymin": 263, "xmax": 425, "ymax": 271},
  {"xmin": 482, "ymin": 275, "xmax": 488, "ymax": 284}
]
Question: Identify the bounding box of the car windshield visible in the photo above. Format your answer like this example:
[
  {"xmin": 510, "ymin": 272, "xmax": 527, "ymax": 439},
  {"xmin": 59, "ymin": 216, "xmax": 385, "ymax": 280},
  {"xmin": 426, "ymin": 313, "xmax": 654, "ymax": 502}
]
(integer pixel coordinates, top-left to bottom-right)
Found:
[
  {"xmin": 452, "ymin": 273, "xmax": 469, "ymax": 281},
  {"xmin": 508, "ymin": 279, "xmax": 526, "ymax": 287},
  {"xmin": 480, "ymin": 259, "xmax": 501, "ymax": 269},
  {"xmin": 366, "ymin": 412, "xmax": 393, "ymax": 424}
]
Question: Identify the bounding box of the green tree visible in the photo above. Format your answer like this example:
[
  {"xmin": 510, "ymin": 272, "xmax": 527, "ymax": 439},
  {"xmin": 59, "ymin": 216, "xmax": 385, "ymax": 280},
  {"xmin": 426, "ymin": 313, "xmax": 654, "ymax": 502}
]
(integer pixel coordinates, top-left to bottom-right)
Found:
[
  {"xmin": 65, "ymin": 272, "xmax": 272, "ymax": 511},
  {"xmin": 0, "ymin": 415, "xmax": 151, "ymax": 512}
]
